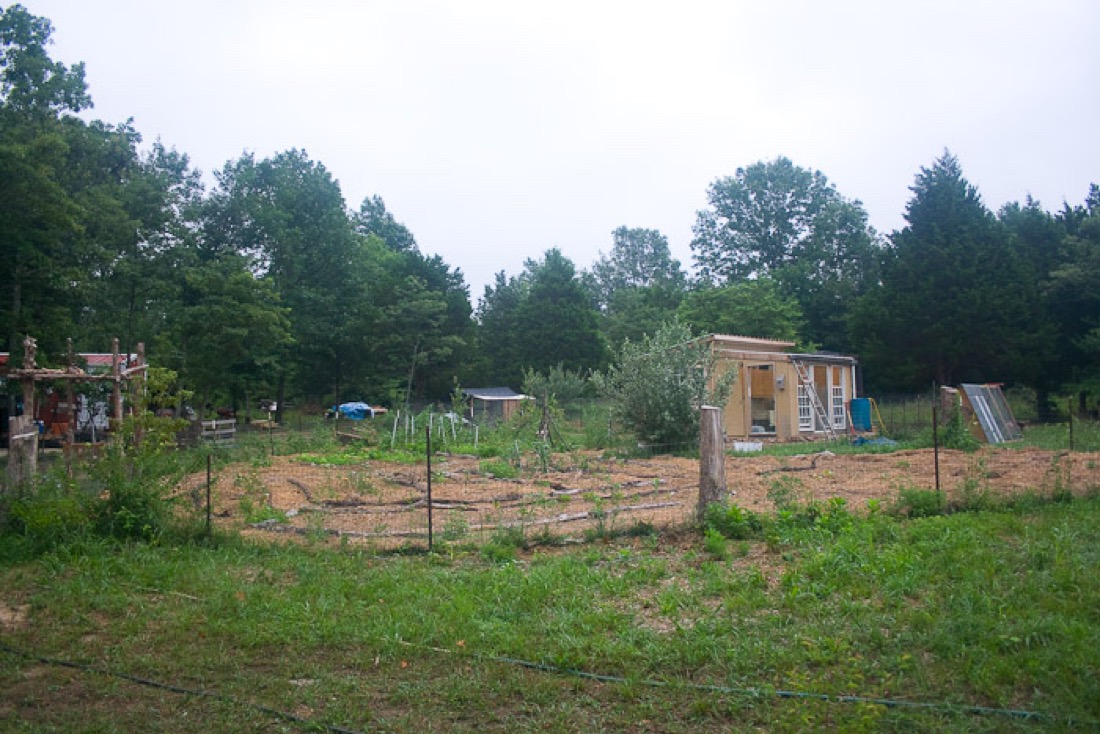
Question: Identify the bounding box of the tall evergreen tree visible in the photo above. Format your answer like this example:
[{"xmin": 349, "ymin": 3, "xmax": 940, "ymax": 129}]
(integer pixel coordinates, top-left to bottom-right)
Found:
[
  {"xmin": 476, "ymin": 250, "xmax": 606, "ymax": 386},
  {"xmin": 998, "ymin": 198, "xmax": 1066, "ymax": 417},
  {"xmin": 852, "ymin": 152, "xmax": 1043, "ymax": 390},
  {"xmin": 475, "ymin": 270, "xmax": 529, "ymax": 386},
  {"xmin": 1048, "ymin": 185, "xmax": 1100, "ymax": 409},
  {"xmin": 513, "ymin": 249, "xmax": 606, "ymax": 378}
]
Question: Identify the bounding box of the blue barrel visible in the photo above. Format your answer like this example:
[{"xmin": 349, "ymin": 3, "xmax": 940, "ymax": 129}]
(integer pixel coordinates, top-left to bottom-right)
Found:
[{"xmin": 850, "ymin": 398, "xmax": 872, "ymax": 431}]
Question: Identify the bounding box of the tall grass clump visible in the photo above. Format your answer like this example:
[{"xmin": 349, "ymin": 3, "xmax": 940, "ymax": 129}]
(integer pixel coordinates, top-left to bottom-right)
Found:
[
  {"xmin": 1023, "ymin": 417, "xmax": 1100, "ymax": 452},
  {"xmin": 1, "ymin": 415, "xmax": 207, "ymax": 556}
]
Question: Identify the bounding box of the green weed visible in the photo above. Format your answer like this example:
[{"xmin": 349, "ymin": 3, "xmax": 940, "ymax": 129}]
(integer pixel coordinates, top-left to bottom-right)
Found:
[
  {"xmin": 702, "ymin": 501, "xmax": 763, "ymax": 540},
  {"xmin": 892, "ymin": 486, "xmax": 946, "ymax": 518},
  {"xmin": 703, "ymin": 527, "xmax": 730, "ymax": 560},
  {"xmin": 479, "ymin": 459, "xmax": 518, "ymax": 479}
]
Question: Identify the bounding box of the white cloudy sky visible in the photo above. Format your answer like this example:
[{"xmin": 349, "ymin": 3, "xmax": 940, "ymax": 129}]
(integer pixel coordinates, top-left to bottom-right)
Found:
[{"xmin": 20, "ymin": 0, "xmax": 1100, "ymax": 300}]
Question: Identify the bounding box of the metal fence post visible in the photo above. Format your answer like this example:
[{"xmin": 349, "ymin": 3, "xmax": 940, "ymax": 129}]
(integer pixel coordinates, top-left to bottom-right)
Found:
[
  {"xmin": 206, "ymin": 453, "xmax": 212, "ymax": 537},
  {"xmin": 1068, "ymin": 398, "xmax": 1075, "ymax": 452},
  {"xmin": 932, "ymin": 404, "xmax": 941, "ymax": 494},
  {"xmin": 426, "ymin": 425, "xmax": 433, "ymax": 552}
]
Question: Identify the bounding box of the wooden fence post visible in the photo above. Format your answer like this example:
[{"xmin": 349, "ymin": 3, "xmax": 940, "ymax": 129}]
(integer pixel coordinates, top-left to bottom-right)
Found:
[
  {"xmin": 698, "ymin": 405, "xmax": 727, "ymax": 520},
  {"xmin": 5, "ymin": 415, "xmax": 38, "ymax": 488}
]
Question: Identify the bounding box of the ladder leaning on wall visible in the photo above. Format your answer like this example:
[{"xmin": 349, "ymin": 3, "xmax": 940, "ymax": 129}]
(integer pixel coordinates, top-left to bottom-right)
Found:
[{"xmin": 791, "ymin": 359, "xmax": 837, "ymax": 441}]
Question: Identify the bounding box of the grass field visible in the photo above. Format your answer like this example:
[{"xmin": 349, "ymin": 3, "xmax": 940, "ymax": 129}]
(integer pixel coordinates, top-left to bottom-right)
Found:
[
  {"xmin": 2, "ymin": 412, "xmax": 1098, "ymax": 731},
  {"xmin": 2, "ymin": 488, "xmax": 1099, "ymax": 732}
]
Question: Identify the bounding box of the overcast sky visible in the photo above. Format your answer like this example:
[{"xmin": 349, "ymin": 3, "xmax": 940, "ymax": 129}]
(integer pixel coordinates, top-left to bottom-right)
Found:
[{"xmin": 19, "ymin": 0, "xmax": 1100, "ymax": 301}]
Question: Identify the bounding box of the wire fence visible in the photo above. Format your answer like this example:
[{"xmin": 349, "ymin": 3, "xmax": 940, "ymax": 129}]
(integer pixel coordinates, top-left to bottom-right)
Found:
[
  {"xmin": 170, "ymin": 418, "xmax": 701, "ymax": 551},
  {"xmin": 6, "ymin": 403, "xmax": 1100, "ymax": 551},
  {"xmin": 868, "ymin": 393, "xmax": 937, "ymax": 439},
  {"xmin": 165, "ymin": 410, "xmax": 1100, "ymax": 551}
]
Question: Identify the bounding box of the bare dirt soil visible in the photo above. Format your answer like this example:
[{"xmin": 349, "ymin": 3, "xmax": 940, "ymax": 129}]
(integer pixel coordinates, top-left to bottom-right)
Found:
[{"xmin": 177, "ymin": 445, "xmax": 1099, "ymax": 549}]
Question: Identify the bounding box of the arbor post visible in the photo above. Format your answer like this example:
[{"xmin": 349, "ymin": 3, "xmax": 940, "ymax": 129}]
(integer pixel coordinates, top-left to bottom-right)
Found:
[
  {"xmin": 5, "ymin": 415, "xmax": 38, "ymax": 489},
  {"xmin": 697, "ymin": 405, "xmax": 727, "ymax": 519}
]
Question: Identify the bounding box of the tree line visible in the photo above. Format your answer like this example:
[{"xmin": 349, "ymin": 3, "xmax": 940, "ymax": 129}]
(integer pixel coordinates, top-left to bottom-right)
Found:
[{"xmin": 2, "ymin": 6, "xmax": 1097, "ymax": 420}]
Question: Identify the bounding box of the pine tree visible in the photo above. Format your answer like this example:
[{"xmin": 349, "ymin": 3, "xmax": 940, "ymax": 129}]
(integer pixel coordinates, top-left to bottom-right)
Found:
[{"xmin": 853, "ymin": 152, "xmax": 1042, "ymax": 390}]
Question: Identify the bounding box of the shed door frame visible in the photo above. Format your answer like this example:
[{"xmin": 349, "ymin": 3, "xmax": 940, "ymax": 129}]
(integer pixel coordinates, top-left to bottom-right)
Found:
[
  {"xmin": 799, "ymin": 363, "xmax": 849, "ymax": 433},
  {"xmin": 744, "ymin": 362, "xmax": 777, "ymax": 435}
]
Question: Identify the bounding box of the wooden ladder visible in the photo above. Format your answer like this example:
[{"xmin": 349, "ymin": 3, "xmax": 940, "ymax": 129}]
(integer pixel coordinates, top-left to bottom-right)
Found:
[{"xmin": 791, "ymin": 359, "xmax": 837, "ymax": 441}]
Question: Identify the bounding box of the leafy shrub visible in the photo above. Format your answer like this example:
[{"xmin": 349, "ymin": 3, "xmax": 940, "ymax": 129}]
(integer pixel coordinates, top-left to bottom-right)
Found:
[
  {"xmin": 932, "ymin": 401, "xmax": 981, "ymax": 451},
  {"xmin": 703, "ymin": 501, "xmax": 762, "ymax": 540},
  {"xmin": 624, "ymin": 520, "xmax": 656, "ymax": 538},
  {"xmin": 481, "ymin": 525, "xmax": 526, "ymax": 562},
  {"xmin": 579, "ymin": 403, "xmax": 619, "ymax": 451},
  {"xmin": 594, "ymin": 320, "xmax": 734, "ymax": 450}
]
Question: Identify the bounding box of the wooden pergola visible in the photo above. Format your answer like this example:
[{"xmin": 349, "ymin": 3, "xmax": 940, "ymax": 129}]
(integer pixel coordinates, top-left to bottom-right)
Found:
[{"xmin": 4, "ymin": 336, "xmax": 146, "ymax": 487}]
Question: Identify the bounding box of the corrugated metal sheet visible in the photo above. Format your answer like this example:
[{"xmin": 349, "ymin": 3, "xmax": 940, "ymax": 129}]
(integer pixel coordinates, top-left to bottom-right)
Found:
[{"xmin": 960, "ymin": 384, "xmax": 1023, "ymax": 443}]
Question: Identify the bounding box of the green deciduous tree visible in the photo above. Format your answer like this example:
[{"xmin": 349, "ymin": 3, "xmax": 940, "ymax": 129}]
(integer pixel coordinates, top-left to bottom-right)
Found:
[
  {"xmin": 587, "ymin": 227, "xmax": 686, "ymax": 308},
  {"xmin": 691, "ymin": 157, "xmax": 880, "ymax": 350},
  {"xmin": 677, "ymin": 279, "xmax": 805, "ymax": 344},
  {"xmin": 0, "ymin": 5, "xmax": 90, "ymax": 115},
  {"xmin": 354, "ymin": 237, "xmax": 474, "ymax": 405},
  {"xmin": 1, "ymin": 4, "xmax": 90, "ymax": 356},
  {"xmin": 600, "ymin": 283, "xmax": 685, "ymax": 350},
  {"xmin": 585, "ymin": 227, "xmax": 687, "ymax": 349},
  {"xmin": 202, "ymin": 150, "xmax": 361, "ymax": 406},
  {"xmin": 353, "ymin": 194, "xmax": 418, "ymax": 253},
  {"xmin": 157, "ymin": 255, "xmax": 291, "ymax": 414}
]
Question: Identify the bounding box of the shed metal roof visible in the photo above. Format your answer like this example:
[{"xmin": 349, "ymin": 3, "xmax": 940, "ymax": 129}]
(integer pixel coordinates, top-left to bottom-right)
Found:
[{"xmin": 464, "ymin": 387, "xmax": 530, "ymax": 401}]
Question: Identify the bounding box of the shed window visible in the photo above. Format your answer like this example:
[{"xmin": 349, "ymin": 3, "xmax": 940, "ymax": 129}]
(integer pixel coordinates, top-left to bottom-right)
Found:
[
  {"xmin": 798, "ymin": 385, "xmax": 813, "ymax": 430},
  {"xmin": 831, "ymin": 385, "xmax": 846, "ymax": 429}
]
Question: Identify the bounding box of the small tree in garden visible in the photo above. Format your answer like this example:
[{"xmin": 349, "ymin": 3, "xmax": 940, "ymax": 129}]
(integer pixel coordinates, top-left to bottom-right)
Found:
[
  {"xmin": 595, "ymin": 321, "xmax": 734, "ymax": 451},
  {"xmin": 522, "ymin": 364, "xmax": 588, "ymax": 445}
]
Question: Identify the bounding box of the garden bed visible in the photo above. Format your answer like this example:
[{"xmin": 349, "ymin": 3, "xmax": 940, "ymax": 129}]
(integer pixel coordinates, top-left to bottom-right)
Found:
[{"xmin": 176, "ymin": 446, "xmax": 1100, "ymax": 548}]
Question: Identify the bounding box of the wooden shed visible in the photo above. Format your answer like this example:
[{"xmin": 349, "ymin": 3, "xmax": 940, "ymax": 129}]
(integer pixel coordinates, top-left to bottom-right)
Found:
[
  {"xmin": 463, "ymin": 387, "xmax": 532, "ymax": 423},
  {"xmin": 707, "ymin": 335, "xmax": 860, "ymax": 441}
]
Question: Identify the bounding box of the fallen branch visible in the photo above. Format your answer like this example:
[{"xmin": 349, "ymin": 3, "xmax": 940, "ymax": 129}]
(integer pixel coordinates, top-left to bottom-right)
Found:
[
  {"xmin": 287, "ymin": 477, "xmax": 317, "ymax": 502},
  {"xmin": 758, "ymin": 452, "xmax": 833, "ymax": 476}
]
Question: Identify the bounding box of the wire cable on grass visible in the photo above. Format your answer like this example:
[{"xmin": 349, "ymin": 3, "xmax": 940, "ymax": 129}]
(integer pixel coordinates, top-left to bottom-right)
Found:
[
  {"xmin": 393, "ymin": 639, "xmax": 1097, "ymax": 727},
  {"xmin": 0, "ymin": 641, "xmax": 365, "ymax": 734},
  {"xmin": 6, "ymin": 637, "xmax": 1096, "ymax": 729}
]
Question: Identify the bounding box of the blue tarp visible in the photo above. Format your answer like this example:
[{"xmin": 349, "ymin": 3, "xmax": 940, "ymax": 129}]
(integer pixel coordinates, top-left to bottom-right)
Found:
[
  {"xmin": 851, "ymin": 436, "xmax": 897, "ymax": 447},
  {"xmin": 336, "ymin": 402, "xmax": 374, "ymax": 420}
]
